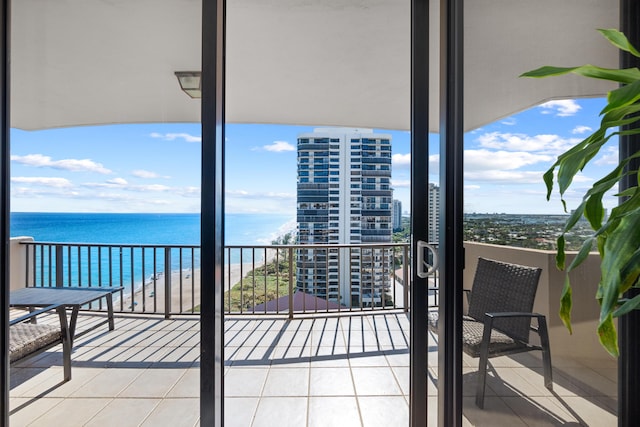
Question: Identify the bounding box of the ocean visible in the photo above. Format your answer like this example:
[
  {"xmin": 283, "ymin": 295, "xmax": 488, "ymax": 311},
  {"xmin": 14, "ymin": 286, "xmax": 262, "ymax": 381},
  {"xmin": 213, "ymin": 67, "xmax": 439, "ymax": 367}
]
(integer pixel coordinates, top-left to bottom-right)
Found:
[
  {"xmin": 10, "ymin": 212, "xmax": 295, "ymax": 290},
  {"xmin": 10, "ymin": 212, "xmax": 295, "ymax": 246}
]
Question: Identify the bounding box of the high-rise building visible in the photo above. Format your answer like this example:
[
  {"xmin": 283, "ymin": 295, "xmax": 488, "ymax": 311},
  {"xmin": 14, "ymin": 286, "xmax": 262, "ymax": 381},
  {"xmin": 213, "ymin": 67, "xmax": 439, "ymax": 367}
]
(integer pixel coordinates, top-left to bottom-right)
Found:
[
  {"xmin": 392, "ymin": 199, "xmax": 402, "ymax": 231},
  {"xmin": 428, "ymin": 183, "xmax": 440, "ymax": 243},
  {"xmin": 296, "ymin": 128, "xmax": 393, "ymax": 306}
]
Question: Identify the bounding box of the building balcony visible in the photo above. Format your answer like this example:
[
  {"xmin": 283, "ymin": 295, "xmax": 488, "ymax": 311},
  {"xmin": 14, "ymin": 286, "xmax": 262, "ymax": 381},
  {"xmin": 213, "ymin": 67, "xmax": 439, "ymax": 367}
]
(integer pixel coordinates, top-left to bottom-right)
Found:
[{"xmin": 8, "ymin": 239, "xmax": 617, "ymax": 425}]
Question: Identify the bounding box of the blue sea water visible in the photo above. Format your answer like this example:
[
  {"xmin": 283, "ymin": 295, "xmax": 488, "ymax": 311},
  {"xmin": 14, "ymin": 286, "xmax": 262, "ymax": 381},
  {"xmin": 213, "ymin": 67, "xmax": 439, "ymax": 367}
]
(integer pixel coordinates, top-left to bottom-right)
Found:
[
  {"xmin": 10, "ymin": 212, "xmax": 295, "ymax": 290},
  {"xmin": 10, "ymin": 212, "xmax": 294, "ymax": 246}
]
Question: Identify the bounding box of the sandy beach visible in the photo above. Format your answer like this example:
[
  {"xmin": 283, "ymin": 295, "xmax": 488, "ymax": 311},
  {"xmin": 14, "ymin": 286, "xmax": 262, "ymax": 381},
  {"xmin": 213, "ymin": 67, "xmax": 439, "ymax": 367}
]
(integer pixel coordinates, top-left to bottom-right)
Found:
[{"xmin": 120, "ymin": 248, "xmax": 278, "ymax": 313}]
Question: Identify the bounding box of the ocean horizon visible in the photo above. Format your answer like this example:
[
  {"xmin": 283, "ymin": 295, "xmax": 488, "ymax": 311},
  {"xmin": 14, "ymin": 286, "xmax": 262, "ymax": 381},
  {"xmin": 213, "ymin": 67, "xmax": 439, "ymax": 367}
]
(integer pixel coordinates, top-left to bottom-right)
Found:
[
  {"xmin": 10, "ymin": 212, "xmax": 295, "ymax": 291},
  {"xmin": 10, "ymin": 212, "xmax": 295, "ymax": 246}
]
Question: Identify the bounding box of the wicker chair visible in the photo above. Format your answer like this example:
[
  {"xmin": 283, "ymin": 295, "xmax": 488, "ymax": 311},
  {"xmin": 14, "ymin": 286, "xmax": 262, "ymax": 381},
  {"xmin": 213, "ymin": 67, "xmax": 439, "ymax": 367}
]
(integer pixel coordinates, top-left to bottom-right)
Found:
[
  {"xmin": 10, "ymin": 304, "xmax": 71, "ymax": 381},
  {"xmin": 428, "ymin": 257, "xmax": 552, "ymax": 408}
]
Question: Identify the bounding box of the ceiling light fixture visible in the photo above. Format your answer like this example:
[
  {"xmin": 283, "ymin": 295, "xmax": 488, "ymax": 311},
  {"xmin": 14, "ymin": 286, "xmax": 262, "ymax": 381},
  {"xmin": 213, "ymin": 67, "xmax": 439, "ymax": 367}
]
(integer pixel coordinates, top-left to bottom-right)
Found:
[{"xmin": 174, "ymin": 71, "xmax": 201, "ymax": 98}]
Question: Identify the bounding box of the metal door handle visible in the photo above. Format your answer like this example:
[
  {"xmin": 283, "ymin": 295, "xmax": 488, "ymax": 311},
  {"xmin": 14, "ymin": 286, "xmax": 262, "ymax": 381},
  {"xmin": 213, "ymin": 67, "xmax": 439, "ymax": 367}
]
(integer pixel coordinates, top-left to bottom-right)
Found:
[{"xmin": 417, "ymin": 240, "xmax": 438, "ymax": 278}]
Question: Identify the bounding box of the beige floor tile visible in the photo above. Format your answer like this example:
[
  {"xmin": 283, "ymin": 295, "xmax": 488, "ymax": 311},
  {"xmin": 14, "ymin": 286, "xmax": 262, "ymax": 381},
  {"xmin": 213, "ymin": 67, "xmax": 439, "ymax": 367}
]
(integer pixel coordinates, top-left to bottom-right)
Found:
[
  {"xmin": 262, "ymin": 367, "xmax": 309, "ymax": 396},
  {"xmin": 140, "ymin": 398, "xmax": 199, "ymax": 427},
  {"xmin": 462, "ymin": 396, "xmax": 528, "ymax": 426},
  {"xmin": 309, "ymin": 345, "xmax": 350, "ymax": 367},
  {"xmin": 391, "ymin": 366, "xmax": 411, "ymax": 396},
  {"xmin": 19, "ymin": 367, "xmax": 103, "ymax": 399},
  {"xmin": 558, "ymin": 396, "xmax": 617, "ymax": 426},
  {"xmin": 9, "ymin": 397, "xmax": 63, "ymax": 427},
  {"xmin": 252, "ymin": 397, "xmax": 307, "ymax": 427},
  {"xmin": 70, "ymin": 368, "xmax": 141, "ymax": 398},
  {"xmin": 85, "ymin": 397, "xmax": 160, "ymax": 427},
  {"xmin": 27, "ymin": 397, "xmax": 111, "ymax": 427},
  {"xmin": 502, "ymin": 396, "xmax": 579, "ymax": 426},
  {"xmin": 348, "ymin": 352, "xmax": 389, "ymax": 367},
  {"xmin": 358, "ymin": 396, "xmax": 409, "ymax": 427},
  {"xmin": 309, "ymin": 367, "xmax": 355, "ymax": 396},
  {"xmin": 224, "ymin": 397, "xmax": 259, "ymax": 427},
  {"xmin": 10, "ymin": 367, "xmax": 62, "ymax": 396},
  {"xmin": 309, "ymin": 396, "xmax": 362, "ymax": 427},
  {"xmin": 119, "ymin": 368, "xmax": 186, "ymax": 398},
  {"xmin": 224, "ymin": 368, "xmax": 269, "ymax": 397},
  {"xmin": 352, "ymin": 367, "xmax": 403, "ymax": 396},
  {"xmin": 167, "ymin": 368, "xmax": 199, "ymax": 398}
]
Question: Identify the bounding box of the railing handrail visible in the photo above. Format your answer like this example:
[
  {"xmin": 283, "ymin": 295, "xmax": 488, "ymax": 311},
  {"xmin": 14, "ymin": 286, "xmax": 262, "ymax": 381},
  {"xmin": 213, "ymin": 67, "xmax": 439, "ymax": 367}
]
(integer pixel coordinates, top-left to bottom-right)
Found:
[
  {"xmin": 18, "ymin": 240, "xmax": 437, "ymax": 318},
  {"xmin": 20, "ymin": 241, "xmax": 199, "ymax": 249}
]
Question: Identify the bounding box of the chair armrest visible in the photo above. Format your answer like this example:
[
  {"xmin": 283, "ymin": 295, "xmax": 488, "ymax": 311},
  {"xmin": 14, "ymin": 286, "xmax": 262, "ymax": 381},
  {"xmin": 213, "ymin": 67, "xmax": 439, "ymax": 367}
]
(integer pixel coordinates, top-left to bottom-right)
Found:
[
  {"xmin": 463, "ymin": 289, "xmax": 471, "ymax": 303},
  {"xmin": 483, "ymin": 312, "xmax": 548, "ymax": 336},
  {"xmin": 10, "ymin": 304, "xmax": 66, "ymax": 325},
  {"xmin": 484, "ymin": 312, "xmax": 545, "ymax": 320}
]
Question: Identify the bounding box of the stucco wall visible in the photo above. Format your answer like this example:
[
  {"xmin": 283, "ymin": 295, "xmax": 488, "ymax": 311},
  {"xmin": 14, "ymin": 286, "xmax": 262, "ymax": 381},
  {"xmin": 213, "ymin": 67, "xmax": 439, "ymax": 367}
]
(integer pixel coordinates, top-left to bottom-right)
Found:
[{"xmin": 9, "ymin": 236, "xmax": 33, "ymax": 291}]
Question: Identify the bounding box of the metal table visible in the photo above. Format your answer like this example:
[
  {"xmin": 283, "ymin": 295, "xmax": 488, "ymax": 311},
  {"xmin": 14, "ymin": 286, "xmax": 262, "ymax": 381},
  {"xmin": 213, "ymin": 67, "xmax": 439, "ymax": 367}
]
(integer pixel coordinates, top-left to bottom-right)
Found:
[{"xmin": 10, "ymin": 286, "xmax": 123, "ymax": 345}]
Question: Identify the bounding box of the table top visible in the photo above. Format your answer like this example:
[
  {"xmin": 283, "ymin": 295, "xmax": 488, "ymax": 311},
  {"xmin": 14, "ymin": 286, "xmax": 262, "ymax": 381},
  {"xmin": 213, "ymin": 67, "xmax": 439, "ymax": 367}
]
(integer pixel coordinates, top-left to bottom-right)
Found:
[{"xmin": 10, "ymin": 286, "xmax": 123, "ymax": 307}]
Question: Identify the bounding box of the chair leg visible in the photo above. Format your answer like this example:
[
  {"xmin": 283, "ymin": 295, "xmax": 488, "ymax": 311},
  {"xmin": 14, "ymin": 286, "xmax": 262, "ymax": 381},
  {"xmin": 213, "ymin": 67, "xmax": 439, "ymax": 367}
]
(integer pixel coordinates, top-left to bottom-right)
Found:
[
  {"xmin": 538, "ymin": 315, "xmax": 553, "ymax": 390},
  {"xmin": 476, "ymin": 317, "xmax": 494, "ymax": 408}
]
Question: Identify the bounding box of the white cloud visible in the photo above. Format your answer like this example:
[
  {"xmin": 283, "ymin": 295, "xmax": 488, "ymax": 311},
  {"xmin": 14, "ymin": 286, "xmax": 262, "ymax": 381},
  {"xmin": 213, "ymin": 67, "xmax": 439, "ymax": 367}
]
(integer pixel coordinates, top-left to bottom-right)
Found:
[
  {"xmin": 106, "ymin": 178, "xmax": 128, "ymax": 186},
  {"xmin": 262, "ymin": 141, "xmax": 295, "ymax": 152},
  {"xmin": 572, "ymin": 125, "xmax": 593, "ymax": 135},
  {"xmin": 150, "ymin": 132, "xmax": 201, "ymax": 143},
  {"xmin": 393, "ymin": 153, "xmax": 411, "ymax": 167},
  {"xmin": 465, "ymin": 185, "xmax": 481, "ymax": 190},
  {"xmin": 178, "ymin": 186, "xmax": 200, "ymax": 198},
  {"xmin": 595, "ymin": 146, "xmax": 619, "ymax": 166},
  {"xmin": 392, "ymin": 153, "xmax": 439, "ymax": 170},
  {"xmin": 539, "ymin": 100, "xmax": 581, "ymax": 117},
  {"xmin": 391, "ymin": 179, "xmax": 410, "ymax": 188},
  {"xmin": 226, "ymin": 189, "xmax": 295, "ymax": 200},
  {"xmin": 465, "ymin": 149, "xmax": 552, "ymax": 171},
  {"xmin": 476, "ymin": 132, "xmax": 579, "ymax": 155},
  {"xmin": 11, "ymin": 154, "xmax": 112, "ymax": 174},
  {"xmin": 464, "ymin": 170, "xmax": 546, "ymax": 184},
  {"xmin": 501, "ymin": 118, "xmax": 517, "ymax": 126},
  {"xmin": 11, "ymin": 176, "xmax": 73, "ymax": 187},
  {"xmin": 132, "ymin": 169, "xmax": 170, "ymax": 179}
]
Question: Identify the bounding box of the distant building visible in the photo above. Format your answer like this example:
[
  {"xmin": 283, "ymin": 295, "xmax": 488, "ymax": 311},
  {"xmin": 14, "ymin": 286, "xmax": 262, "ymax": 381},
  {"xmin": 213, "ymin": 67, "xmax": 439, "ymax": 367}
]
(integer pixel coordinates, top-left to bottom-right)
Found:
[
  {"xmin": 392, "ymin": 199, "xmax": 402, "ymax": 231},
  {"xmin": 296, "ymin": 128, "xmax": 393, "ymax": 306},
  {"xmin": 428, "ymin": 183, "xmax": 439, "ymax": 243}
]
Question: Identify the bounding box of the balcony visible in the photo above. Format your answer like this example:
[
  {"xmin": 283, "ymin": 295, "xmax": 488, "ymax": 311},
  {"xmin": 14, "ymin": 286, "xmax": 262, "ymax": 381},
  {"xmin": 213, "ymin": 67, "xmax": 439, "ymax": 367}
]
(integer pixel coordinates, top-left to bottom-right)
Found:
[{"xmin": 8, "ymin": 239, "xmax": 617, "ymax": 425}]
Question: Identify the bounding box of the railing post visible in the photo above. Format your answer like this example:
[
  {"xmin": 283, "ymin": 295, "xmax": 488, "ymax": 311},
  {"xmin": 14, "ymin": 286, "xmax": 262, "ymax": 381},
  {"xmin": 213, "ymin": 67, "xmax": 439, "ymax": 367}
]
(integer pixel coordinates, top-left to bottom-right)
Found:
[
  {"xmin": 164, "ymin": 248, "xmax": 172, "ymax": 319},
  {"xmin": 288, "ymin": 246, "xmax": 294, "ymax": 320},
  {"xmin": 403, "ymin": 244, "xmax": 409, "ymax": 312},
  {"xmin": 55, "ymin": 245, "xmax": 63, "ymax": 287}
]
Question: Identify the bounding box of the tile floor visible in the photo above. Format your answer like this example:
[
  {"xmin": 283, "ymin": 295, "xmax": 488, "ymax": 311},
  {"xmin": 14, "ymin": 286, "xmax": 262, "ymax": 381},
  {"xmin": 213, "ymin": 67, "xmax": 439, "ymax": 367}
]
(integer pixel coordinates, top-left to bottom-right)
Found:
[{"xmin": 9, "ymin": 311, "xmax": 617, "ymax": 426}]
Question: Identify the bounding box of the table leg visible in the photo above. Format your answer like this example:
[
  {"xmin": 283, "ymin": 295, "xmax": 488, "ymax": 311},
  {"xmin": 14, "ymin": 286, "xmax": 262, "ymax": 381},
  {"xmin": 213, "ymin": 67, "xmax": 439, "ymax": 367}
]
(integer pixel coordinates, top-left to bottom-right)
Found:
[
  {"xmin": 69, "ymin": 306, "xmax": 80, "ymax": 347},
  {"xmin": 106, "ymin": 294, "xmax": 115, "ymax": 331}
]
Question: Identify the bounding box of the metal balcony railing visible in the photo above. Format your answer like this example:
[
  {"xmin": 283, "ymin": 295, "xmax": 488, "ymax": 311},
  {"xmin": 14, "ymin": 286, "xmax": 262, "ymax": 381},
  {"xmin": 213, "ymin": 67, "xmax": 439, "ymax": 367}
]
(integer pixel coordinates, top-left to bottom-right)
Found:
[{"xmin": 19, "ymin": 241, "xmax": 439, "ymax": 318}]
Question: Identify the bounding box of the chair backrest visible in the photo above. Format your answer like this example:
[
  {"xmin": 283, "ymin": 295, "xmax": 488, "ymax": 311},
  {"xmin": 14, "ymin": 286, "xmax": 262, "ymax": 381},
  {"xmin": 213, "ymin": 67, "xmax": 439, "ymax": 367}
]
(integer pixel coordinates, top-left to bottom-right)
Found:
[{"xmin": 467, "ymin": 257, "xmax": 542, "ymax": 343}]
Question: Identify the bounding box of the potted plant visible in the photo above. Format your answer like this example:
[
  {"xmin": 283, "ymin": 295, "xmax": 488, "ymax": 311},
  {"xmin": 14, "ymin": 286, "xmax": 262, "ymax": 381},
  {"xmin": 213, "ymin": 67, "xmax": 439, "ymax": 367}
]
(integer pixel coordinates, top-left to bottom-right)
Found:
[{"xmin": 522, "ymin": 29, "xmax": 640, "ymax": 356}]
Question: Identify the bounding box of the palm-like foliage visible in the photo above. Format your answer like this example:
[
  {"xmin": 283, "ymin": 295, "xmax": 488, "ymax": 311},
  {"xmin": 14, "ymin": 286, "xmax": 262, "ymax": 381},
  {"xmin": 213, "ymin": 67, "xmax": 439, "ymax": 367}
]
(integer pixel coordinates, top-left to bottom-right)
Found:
[{"xmin": 522, "ymin": 29, "xmax": 640, "ymax": 356}]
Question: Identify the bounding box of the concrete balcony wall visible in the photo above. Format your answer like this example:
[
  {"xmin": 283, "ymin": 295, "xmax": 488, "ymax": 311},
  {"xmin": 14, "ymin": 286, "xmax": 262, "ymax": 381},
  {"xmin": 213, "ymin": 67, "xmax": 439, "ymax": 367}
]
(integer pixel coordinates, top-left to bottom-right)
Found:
[
  {"xmin": 464, "ymin": 242, "xmax": 613, "ymax": 363},
  {"xmin": 9, "ymin": 236, "xmax": 33, "ymax": 291}
]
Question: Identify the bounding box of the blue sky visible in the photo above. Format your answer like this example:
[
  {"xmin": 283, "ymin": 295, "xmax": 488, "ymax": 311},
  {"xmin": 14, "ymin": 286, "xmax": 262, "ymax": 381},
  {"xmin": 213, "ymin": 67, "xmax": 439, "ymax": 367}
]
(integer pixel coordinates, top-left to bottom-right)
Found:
[{"xmin": 10, "ymin": 97, "xmax": 616, "ymax": 215}]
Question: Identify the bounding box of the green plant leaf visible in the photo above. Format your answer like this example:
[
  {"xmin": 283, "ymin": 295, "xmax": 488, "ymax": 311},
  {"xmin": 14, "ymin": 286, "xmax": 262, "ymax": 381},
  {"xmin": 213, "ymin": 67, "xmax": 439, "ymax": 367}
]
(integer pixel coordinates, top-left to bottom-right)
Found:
[
  {"xmin": 598, "ymin": 313, "xmax": 619, "ymax": 357},
  {"xmin": 521, "ymin": 65, "xmax": 640, "ymax": 84},
  {"xmin": 614, "ymin": 293, "xmax": 640, "ymax": 317},
  {"xmin": 524, "ymin": 29, "xmax": 640, "ymax": 357},
  {"xmin": 599, "ymin": 28, "xmax": 640, "ymax": 58},
  {"xmin": 556, "ymin": 235, "xmax": 566, "ymax": 270},
  {"xmin": 559, "ymin": 275, "xmax": 573, "ymax": 334},
  {"xmin": 599, "ymin": 207, "xmax": 640, "ymax": 325},
  {"xmin": 567, "ymin": 237, "xmax": 596, "ymax": 273},
  {"xmin": 603, "ymin": 80, "xmax": 640, "ymax": 114}
]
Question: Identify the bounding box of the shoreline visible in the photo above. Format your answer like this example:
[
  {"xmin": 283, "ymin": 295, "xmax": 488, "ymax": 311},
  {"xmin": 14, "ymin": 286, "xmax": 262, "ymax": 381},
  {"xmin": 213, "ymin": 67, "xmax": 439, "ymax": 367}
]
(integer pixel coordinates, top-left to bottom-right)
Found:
[{"xmin": 120, "ymin": 248, "xmax": 279, "ymax": 312}]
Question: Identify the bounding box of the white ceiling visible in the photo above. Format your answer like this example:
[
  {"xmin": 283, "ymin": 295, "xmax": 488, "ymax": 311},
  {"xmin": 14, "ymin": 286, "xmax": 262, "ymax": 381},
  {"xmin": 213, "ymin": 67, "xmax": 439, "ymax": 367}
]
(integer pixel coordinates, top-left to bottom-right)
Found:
[{"xmin": 11, "ymin": 0, "xmax": 619, "ymax": 132}]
